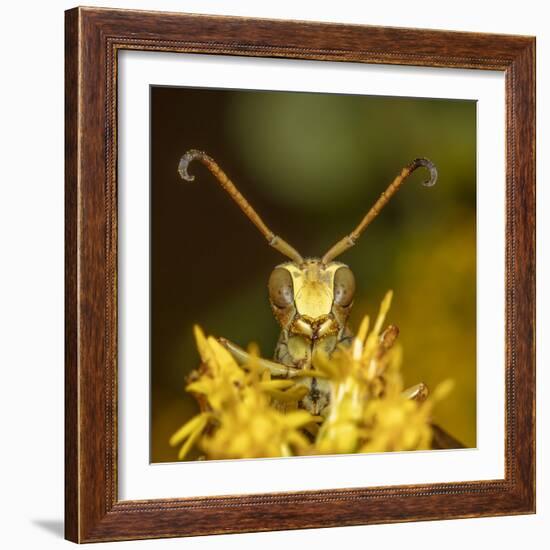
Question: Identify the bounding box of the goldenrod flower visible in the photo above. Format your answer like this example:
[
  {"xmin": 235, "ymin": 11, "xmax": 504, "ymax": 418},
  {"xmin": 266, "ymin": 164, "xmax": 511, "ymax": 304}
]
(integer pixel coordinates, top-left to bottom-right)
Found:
[
  {"xmin": 170, "ymin": 326, "xmax": 314, "ymax": 460},
  {"xmin": 170, "ymin": 292, "xmax": 453, "ymax": 460}
]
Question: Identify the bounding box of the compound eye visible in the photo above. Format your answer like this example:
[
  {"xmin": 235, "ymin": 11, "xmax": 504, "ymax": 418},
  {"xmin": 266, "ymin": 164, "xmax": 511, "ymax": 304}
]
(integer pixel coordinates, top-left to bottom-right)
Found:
[
  {"xmin": 268, "ymin": 268, "xmax": 294, "ymax": 308},
  {"xmin": 334, "ymin": 266, "xmax": 355, "ymax": 307}
]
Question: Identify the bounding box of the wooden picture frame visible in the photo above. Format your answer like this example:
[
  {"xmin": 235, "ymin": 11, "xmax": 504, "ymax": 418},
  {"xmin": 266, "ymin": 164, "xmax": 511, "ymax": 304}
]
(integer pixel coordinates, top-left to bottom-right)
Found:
[{"xmin": 65, "ymin": 6, "xmax": 535, "ymax": 543}]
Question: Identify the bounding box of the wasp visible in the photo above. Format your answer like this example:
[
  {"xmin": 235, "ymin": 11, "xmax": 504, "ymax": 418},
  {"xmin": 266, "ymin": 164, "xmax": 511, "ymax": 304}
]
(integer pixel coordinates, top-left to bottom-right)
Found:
[{"xmin": 177, "ymin": 149, "xmax": 445, "ymax": 419}]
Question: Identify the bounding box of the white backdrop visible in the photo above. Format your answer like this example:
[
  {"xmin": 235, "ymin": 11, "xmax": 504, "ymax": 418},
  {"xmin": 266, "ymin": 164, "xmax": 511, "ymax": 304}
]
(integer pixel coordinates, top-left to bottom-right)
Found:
[
  {"xmin": 0, "ymin": 1, "xmax": 546, "ymax": 549},
  {"xmin": 119, "ymin": 52, "xmax": 505, "ymax": 500}
]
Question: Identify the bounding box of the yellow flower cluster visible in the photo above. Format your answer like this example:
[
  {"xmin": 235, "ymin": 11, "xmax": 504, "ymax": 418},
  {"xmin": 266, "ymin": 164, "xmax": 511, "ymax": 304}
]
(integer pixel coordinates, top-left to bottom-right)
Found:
[
  {"xmin": 170, "ymin": 291, "xmax": 452, "ymax": 461},
  {"xmin": 169, "ymin": 326, "xmax": 316, "ymax": 460},
  {"xmin": 314, "ymin": 292, "xmax": 452, "ymax": 454}
]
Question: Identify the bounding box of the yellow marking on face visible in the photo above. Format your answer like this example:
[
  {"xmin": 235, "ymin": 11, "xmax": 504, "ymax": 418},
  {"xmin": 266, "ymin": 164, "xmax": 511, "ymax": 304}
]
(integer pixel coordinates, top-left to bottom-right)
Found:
[
  {"xmin": 287, "ymin": 335, "xmax": 311, "ymax": 363},
  {"xmin": 282, "ymin": 260, "xmax": 345, "ymax": 320}
]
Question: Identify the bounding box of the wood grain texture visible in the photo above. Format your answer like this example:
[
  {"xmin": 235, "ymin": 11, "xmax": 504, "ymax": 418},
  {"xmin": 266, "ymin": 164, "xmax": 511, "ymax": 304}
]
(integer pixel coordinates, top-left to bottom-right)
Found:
[
  {"xmin": 64, "ymin": 6, "xmax": 536, "ymax": 543},
  {"xmin": 64, "ymin": 7, "xmax": 79, "ymax": 543}
]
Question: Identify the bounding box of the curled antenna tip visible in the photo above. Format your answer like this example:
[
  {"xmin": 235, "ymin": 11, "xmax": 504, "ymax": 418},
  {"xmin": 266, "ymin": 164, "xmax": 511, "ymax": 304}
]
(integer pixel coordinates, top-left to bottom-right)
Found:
[
  {"xmin": 411, "ymin": 158, "xmax": 438, "ymax": 187},
  {"xmin": 178, "ymin": 149, "xmax": 205, "ymax": 182}
]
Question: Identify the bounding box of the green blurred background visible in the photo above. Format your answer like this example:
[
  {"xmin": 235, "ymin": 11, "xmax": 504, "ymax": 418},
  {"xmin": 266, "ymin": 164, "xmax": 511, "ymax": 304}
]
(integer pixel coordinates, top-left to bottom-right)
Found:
[{"xmin": 150, "ymin": 86, "xmax": 477, "ymax": 462}]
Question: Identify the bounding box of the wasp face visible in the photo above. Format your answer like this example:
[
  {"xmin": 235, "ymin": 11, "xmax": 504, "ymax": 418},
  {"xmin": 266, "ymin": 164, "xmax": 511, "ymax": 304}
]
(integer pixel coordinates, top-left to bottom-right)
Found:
[{"xmin": 268, "ymin": 259, "xmax": 355, "ymax": 341}]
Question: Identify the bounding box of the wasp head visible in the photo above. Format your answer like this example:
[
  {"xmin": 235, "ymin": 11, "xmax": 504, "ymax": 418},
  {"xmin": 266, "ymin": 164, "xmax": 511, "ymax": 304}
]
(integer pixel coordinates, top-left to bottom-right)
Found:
[
  {"xmin": 268, "ymin": 259, "xmax": 355, "ymax": 341},
  {"xmin": 178, "ymin": 150, "xmax": 436, "ymax": 342}
]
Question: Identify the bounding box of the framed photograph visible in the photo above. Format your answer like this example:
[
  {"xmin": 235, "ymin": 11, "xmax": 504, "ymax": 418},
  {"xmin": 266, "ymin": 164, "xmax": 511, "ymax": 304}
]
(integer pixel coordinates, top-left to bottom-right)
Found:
[{"xmin": 65, "ymin": 6, "xmax": 535, "ymax": 543}]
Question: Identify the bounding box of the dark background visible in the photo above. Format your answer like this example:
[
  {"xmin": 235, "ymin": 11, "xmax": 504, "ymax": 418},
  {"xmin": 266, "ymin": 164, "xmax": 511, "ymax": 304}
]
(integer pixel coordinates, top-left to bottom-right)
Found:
[{"xmin": 150, "ymin": 86, "xmax": 477, "ymax": 462}]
